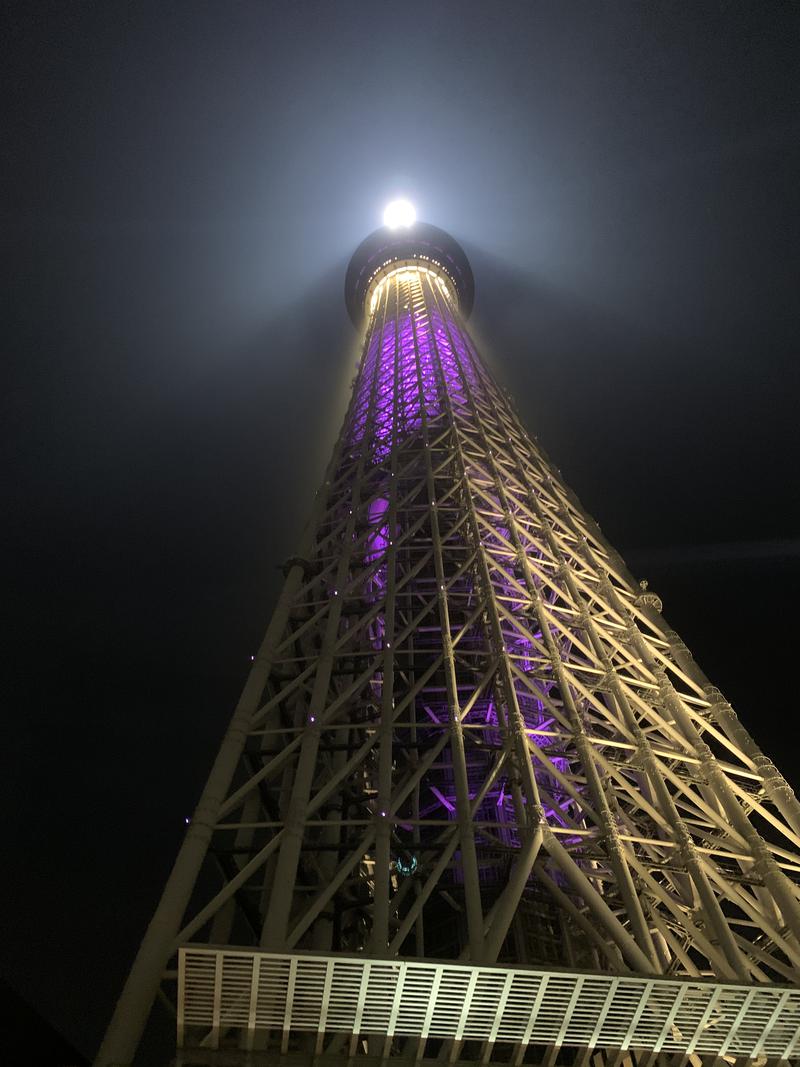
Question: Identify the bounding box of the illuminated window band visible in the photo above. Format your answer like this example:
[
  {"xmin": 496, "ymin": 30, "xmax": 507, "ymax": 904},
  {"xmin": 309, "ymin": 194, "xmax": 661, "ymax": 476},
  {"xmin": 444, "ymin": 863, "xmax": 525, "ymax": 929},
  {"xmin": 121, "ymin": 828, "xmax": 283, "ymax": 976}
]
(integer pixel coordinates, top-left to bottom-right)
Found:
[{"xmin": 367, "ymin": 260, "xmax": 454, "ymax": 316}]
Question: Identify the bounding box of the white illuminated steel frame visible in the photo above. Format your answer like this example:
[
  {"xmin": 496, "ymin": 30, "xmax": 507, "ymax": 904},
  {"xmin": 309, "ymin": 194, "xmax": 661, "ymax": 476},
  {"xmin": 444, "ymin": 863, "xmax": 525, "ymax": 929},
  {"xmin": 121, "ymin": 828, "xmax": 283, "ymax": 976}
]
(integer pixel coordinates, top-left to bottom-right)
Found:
[
  {"xmin": 178, "ymin": 948, "xmax": 800, "ymax": 1062},
  {"xmin": 97, "ymin": 237, "xmax": 800, "ymax": 1067}
]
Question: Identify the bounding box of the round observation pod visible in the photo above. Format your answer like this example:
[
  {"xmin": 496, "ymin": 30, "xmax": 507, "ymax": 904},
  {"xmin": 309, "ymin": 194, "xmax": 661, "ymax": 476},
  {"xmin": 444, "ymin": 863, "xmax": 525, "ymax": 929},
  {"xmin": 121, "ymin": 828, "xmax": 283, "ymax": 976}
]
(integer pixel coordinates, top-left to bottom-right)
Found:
[{"xmin": 345, "ymin": 221, "xmax": 474, "ymax": 326}]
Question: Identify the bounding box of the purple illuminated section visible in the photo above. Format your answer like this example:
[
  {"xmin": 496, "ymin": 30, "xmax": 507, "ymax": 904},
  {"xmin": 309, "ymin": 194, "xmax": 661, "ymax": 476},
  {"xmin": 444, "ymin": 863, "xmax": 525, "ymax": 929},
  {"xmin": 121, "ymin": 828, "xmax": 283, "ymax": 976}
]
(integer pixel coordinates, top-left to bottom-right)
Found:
[
  {"xmin": 366, "ymin": 496, "xmax": 389, "ymax": 656},
  {"xmin": 344, "ymin": 265, "xmax": 582, "ymax": 887},
  {"xmin": 366, "ymin": 496, "xmax": 389, "ymax": 564},
  {"xmin": 348, "ymin": 270, "xmax": 482, "ymax": 459}
]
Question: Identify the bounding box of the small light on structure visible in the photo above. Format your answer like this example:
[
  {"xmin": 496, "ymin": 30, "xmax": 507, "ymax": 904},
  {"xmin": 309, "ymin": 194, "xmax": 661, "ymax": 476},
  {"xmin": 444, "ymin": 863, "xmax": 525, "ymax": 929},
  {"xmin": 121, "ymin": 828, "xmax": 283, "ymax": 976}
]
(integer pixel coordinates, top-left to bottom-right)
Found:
[
  {"xmin": 395, "ymin": 854, "xmax": 418, "ymax": 877},
  {"xmin": 309, "ymin": 715, "xmax": 316, "ymax": 724},
  {"xmin": 184, "ymin": 817, "xmax": 190, "ymax": 825}
]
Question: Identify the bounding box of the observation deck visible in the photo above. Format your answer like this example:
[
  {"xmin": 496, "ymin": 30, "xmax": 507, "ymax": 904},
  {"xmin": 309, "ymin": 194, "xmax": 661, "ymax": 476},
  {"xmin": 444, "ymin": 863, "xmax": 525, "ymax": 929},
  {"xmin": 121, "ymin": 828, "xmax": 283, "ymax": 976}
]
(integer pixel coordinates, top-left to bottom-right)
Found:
[{"xmin": 345, "ymin": 222, "xmax": 474, "ymax": 325}]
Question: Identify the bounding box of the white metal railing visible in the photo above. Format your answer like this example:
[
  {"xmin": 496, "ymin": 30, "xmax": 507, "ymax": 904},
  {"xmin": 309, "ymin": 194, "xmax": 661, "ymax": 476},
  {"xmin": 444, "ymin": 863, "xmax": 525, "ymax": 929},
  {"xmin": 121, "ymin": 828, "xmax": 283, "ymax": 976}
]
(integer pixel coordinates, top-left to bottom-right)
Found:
[{"xmin": 178, "ymin": 947, "xmax": 800, "ymax": 1059}]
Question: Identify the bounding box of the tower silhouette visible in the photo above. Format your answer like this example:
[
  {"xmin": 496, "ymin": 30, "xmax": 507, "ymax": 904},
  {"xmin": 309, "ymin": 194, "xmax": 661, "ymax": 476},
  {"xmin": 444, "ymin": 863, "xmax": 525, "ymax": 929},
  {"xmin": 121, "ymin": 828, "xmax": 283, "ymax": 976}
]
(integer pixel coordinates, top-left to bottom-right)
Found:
[{"xmin": 98, "ymin": 220, "xmax": 800, "ymax": 1067}]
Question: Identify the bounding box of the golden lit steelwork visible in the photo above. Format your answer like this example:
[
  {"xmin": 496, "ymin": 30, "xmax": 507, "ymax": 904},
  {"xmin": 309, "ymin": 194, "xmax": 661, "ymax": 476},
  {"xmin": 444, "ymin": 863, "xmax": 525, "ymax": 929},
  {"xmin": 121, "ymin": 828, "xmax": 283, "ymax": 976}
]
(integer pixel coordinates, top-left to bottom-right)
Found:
[{"xmin": 97, "ymin": 217, "xmax": 800, "ymax": 1067}]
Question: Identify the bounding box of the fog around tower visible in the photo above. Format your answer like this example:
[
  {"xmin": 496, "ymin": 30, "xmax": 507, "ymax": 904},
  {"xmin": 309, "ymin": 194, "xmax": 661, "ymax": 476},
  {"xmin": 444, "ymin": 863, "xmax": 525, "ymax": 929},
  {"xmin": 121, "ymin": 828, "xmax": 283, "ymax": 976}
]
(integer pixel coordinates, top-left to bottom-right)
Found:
[{"xmin": 3, "ymin": 1, "xmax": 799, "ymax": 1060}]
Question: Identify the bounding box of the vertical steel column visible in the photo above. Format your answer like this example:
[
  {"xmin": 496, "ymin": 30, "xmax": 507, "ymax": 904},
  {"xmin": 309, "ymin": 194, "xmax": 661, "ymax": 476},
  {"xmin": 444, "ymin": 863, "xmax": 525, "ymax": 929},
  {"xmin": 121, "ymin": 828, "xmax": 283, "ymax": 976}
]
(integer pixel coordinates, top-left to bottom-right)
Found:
[
  {"xmin": 412, "ymin": 271, "xmax": 486, "ymax": 960},
  {"xmin": 370, "ymin": 272, "xmax": 401, "ymax": 954}
]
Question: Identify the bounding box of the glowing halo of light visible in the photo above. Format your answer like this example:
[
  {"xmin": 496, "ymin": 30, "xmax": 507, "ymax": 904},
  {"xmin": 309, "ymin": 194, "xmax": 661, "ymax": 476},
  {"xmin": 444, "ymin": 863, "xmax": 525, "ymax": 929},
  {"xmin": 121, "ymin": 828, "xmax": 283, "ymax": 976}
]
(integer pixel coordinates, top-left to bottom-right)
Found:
[{"xmin": 383, "ymin": 199, "xmax": 416, "ymax": 229}]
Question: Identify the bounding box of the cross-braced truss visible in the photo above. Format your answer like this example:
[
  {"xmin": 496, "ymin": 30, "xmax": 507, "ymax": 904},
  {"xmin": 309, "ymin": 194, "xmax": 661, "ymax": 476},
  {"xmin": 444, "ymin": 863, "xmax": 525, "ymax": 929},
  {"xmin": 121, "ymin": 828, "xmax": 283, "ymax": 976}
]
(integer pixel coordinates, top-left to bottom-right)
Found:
[{"xmin": 98, "ymin": 261, "xmax": 800, "ymax": 1067}]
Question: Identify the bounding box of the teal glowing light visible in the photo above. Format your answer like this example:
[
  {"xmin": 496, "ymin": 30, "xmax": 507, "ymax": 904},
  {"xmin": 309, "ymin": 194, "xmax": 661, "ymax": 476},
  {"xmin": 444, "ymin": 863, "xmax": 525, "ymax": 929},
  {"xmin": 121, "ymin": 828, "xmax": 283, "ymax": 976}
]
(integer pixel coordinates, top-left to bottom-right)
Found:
[{"xmin": 395, "ymin": 854, "xmax": 418, "ymax": 877}]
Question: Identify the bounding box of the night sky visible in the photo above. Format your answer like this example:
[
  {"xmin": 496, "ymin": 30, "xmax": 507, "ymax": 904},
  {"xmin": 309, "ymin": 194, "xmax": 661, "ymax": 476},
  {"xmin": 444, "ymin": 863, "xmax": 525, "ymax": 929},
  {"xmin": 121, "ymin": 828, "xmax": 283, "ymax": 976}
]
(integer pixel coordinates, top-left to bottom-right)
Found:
[{"xmin": 4, "ymin": 2, "xmax": 800, "ymax": 1060}]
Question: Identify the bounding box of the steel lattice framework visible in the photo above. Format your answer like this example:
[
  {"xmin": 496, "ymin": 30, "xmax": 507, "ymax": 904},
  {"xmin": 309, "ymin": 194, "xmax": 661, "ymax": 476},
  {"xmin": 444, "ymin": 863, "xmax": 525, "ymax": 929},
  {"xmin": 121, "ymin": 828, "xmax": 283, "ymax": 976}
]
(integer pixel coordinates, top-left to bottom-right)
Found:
[{"xmin": 97, "ymin": 223, "xmax": 800, "ymax": 1067}]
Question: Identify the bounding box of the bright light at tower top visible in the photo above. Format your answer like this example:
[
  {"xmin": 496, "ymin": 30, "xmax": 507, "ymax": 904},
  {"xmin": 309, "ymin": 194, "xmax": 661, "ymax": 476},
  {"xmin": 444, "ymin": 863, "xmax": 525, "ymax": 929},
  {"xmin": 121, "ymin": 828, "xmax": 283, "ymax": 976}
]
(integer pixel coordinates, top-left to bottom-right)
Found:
[{"xmin": 383, "ymin": 199, "xmax": 416, "ymax": 229}]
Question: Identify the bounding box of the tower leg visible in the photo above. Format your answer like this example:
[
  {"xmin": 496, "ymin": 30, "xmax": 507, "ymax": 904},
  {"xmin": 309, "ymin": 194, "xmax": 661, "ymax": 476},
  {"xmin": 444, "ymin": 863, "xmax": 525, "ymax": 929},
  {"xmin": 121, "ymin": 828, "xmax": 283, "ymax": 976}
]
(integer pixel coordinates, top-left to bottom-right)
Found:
[{"xmin": 95, "ymin": 554, "xmax": 317, "ymax": 1066}]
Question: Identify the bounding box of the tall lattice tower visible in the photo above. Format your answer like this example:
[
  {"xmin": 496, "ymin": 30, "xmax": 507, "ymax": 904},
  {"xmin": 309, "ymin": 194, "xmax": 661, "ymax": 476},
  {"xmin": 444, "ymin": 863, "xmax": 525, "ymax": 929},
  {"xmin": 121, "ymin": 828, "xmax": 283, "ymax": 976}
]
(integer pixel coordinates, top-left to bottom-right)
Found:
[{"xmin": 98, "ymin": 212, "xmax": 800, "ymax": 1067}]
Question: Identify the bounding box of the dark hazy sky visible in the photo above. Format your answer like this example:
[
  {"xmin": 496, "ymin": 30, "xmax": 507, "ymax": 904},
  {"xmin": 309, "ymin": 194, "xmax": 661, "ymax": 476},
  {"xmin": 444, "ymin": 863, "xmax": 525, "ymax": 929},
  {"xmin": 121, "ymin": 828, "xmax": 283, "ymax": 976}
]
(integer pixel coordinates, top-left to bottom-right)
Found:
[{"xmin": 4, "ymin": 1, "xmax": 799, "ymax": 1059}]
